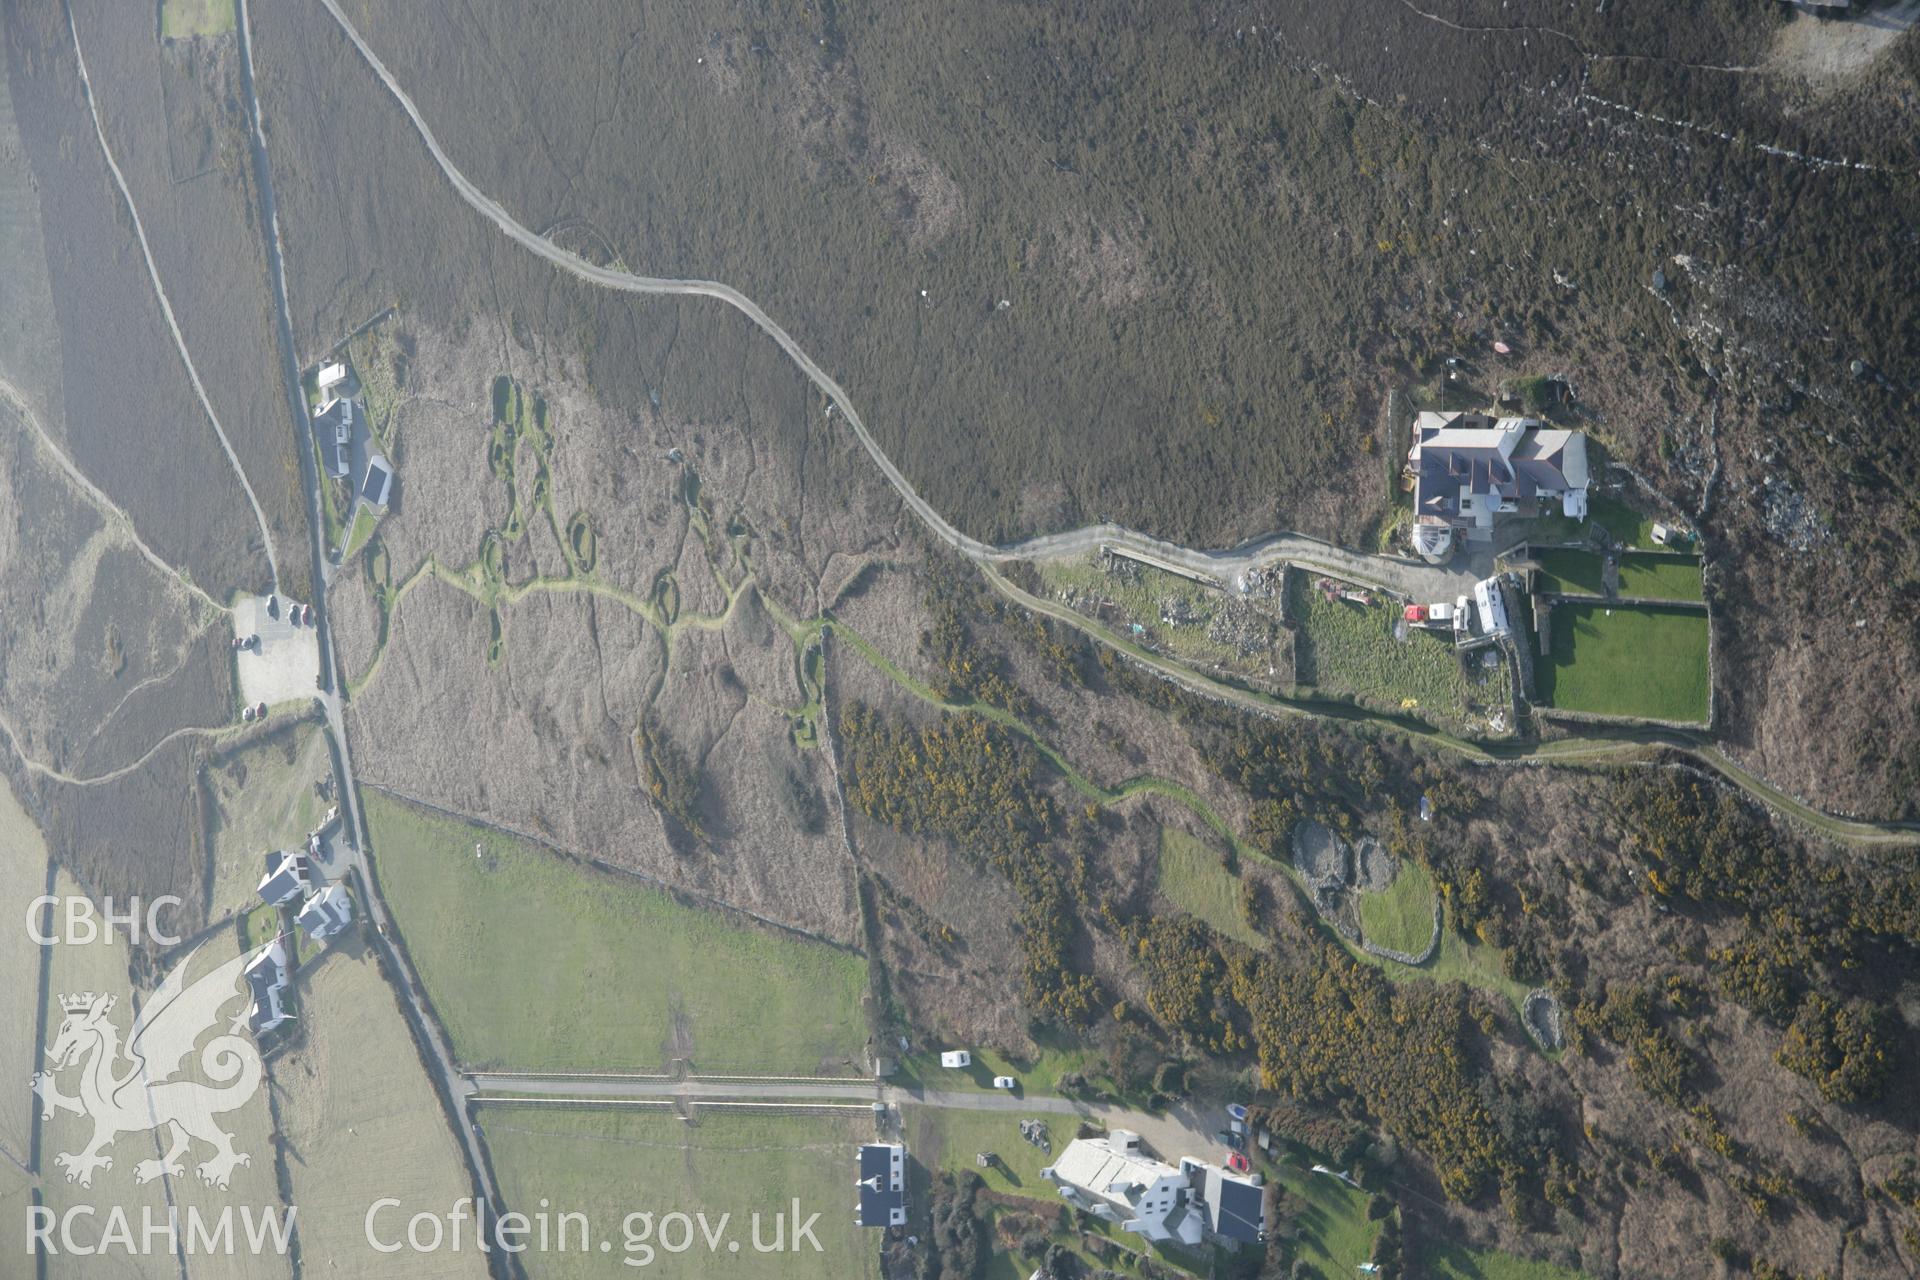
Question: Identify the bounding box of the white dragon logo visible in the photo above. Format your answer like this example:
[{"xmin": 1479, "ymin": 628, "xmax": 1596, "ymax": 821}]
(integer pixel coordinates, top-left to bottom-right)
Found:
[{"xmin": 30, "ymin": 943, "xmax": 264, "ymax": 1190}]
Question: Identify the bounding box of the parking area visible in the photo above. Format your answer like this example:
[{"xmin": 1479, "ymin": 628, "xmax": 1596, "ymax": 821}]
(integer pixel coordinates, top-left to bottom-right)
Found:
[{"xmin": 232, "ymin": 593, "xmax": 320, "ymax": 708}]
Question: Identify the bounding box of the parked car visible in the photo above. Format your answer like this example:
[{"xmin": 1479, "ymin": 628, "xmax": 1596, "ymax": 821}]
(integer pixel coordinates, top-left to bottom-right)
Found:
[
  {"xmin": 266, "ymin": 594, "xmax": 278, "ymax": 618},
  {"xmin": 303, "ymin": 604, "xmax": 316, "ymax": 626},
  {"xmin": 1402, "ymin": 604, "xmax": 1428, "ymax": 623},
  {"xmin": 1226, "ymin": 1152, "xmax": 1252, "ymax": 1174},
  {"xmin": 992, "ymin": 1076, "xmax": 1017, "ymax": 1091}
]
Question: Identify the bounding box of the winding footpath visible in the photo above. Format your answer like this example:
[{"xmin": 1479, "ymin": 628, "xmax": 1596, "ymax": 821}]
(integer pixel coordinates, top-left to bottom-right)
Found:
[
  {"xmin": 0, "ymin": 377, "xmax": 221, "ymax": 612},
  {"xmin": 61, "ymin": 1, "xmax": 281, "ymax": 591}
]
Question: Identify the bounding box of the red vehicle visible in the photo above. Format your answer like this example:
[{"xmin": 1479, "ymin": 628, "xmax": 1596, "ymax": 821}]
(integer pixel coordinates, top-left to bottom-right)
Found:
[
  {"xmin": 1403, "ymin": 604, "xmax": 1428, "ymax": 623},
  {"xmin": 1226, "ymin": 1152, "xmax": 1252, "ymax": 1174}
]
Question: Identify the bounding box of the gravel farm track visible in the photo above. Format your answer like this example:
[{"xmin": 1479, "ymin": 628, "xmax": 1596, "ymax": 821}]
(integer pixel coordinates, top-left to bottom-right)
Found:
[{"xmin": 312, "ymin": 0, "xmax": 1918, "ymax": 851}]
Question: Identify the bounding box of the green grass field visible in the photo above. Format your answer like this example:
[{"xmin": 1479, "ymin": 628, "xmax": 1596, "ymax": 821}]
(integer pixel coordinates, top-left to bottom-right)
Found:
[
  {"xmin": 1530, "ymin": 493, "xmax": 1659, "ymax": 550},
  {"xmin": 1535, "ymin": 549, "xmax": 1702, "ymax": 602},
  {"xmin": 160, "ymin": 0, "xmax": 234, "ymax": 38},
  {"xmin": 895, "ymin": 1033, "xmax": 1108, "ymax": 1100},
  {"xmin": 344, "ymin": 507, "xmax": 379, "ymax": 561},
  {"xmin": 1264, "ymin": 1151, "xmax": 1379, "ymax": 1278},
  {"xmin": 479, "ymin": 1105, "xmax": 881, "ymax": 1279},
  {"xmin": 1422, "ymin": 1239, "xmax": 1590, "ymax": 1279},
  {"xmin": 363, "ymin": 792, "xmax": 869, "ymax": 1073},
  {"xmin": 911, "ymin": 1105, "xmax": 1056, "ymax": 1196},
  {"xmin": 1290, "ymin": 574, "xmax": 1511, "ymax": 736},
  {"xmin": 314, "ymin": 443, "xmax": 347, "ymax": 555},
  {"xmin": 1537, "ymin": 603, "xmax": 1710, "ymax": 724},
  {"xmin": 1157, "ymin": 827, "xmax": 1260, "ymax": 945},
  {"xmin": 1356, "ymin": 857, "xmax": 1437, "ymax": 957}
]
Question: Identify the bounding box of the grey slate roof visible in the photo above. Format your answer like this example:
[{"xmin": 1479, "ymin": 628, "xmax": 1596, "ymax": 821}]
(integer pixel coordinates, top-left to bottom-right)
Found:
[
  {"xmin": 243, "ymin": 942, "xmax": 290, "ymax": 1035},
  {"xmin": 857, "ymin": 1143, "xmax": 906, "ymax": 1228},
  {"xmin": 296, "ymin": 884, "xmax": 353, "ymax": 941},
  {"xmin": 360, "ymin": 453, "xmax": 393, "ymax": 507},
  {"xmin": 257, "ymin": 850, "xmax": 309, "ymax": 907},
  {"xmin": 1202, "ymin": 1168, "xmax": 1266, "ymax": 1244},
  {"xmin": 314, "ymin": 406, "xmax": 349, "ymax": 479}
]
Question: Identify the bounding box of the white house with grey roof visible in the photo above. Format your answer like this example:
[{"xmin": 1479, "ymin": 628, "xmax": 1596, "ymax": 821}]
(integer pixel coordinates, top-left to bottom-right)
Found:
[
  {"xmin": 256, "ymin": 850, "xmax": 313, "ymax": 908},
  {"xmin": 243, "ymin": 939, "xmax": 292, "ymax": 1036},
  {"xmin": 296, "ymin": 883, "xmax": 354, "ymax": 945},
  {"xmin": 1042, "ymin": 1130, "xmax": 1264, "ymax": 1249},
  {"xmin": 1407, "ymin": 412, "xmax": 1589, "ymax": 562},
  {"xmin": 313, "ymin": 398, "xmax": 353, "ymax": 479},
  {"xmin": 855, "ymin": 1142, "xmax": 907, "ymax": 1228}
]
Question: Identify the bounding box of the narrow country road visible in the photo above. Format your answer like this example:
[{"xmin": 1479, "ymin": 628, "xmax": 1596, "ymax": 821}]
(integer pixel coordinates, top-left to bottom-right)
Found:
[
  {"xmin": 465, "ymin": 1073, "xmax": 1232, "ymax": 1167},
  {"xmin": 234, "ymin": 0, "xmax": 505, "ymax": 1245}
]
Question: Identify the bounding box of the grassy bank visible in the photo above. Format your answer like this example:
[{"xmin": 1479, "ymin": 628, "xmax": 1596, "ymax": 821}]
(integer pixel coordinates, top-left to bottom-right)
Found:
[
  {"xmin": 1357, "ymin": 857, "xmax": 1438, "ymax": 956},
  {"xmin": 1157, "ymin": 827, "xmax": 1260, "ymax": 945}
]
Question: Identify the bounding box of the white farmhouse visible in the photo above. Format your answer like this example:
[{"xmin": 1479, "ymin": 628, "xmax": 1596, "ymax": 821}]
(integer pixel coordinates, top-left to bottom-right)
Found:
[
  {"xmin": 1042, "ymin": 1131, "xmax": 1265, "ymax": 1249},
  {"xmin": 243, "ymin": 939, "xmax": 293, "ymax": 1036},
  {"xmin": 1408, "ymin": 412, "xmax": 1589, "ymax": 562},
  {"xmin": 1044, "ymin": 1131, "xmax": 1200, "ymax": 1246}
]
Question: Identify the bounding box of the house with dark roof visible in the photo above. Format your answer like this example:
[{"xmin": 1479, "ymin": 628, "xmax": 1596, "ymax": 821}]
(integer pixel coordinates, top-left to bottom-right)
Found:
[
  {"xmin": 1407, "ymin": 412, "xmax": 1589, "ymax": 562},
  {"xmin": 1199, "ymin": 1164, "xmax": 1267, "ymax": 1246},
  {"xmin": 257, "ymin": 850, "xmax": 312, "ymax": 908},
  {"xmin": 855, "ymin": 1143, "xmax": 907, "ymax": 1228},
  {"xmin": 244, "ymin": 939, "xmax": 292, "ymax": 1036},
  {"xmin": 360, "ymin": 452, "xmax": 394, "ymax": 508},
  {"xmin": 296, "ymin": 884, "xmax": 354, "ymax": 945}
]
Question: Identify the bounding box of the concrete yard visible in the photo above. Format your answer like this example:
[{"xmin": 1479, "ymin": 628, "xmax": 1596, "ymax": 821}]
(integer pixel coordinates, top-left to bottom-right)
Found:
[{"xmin": 233, "ymin": 593, "xmax": 320, "ymax": 707}]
